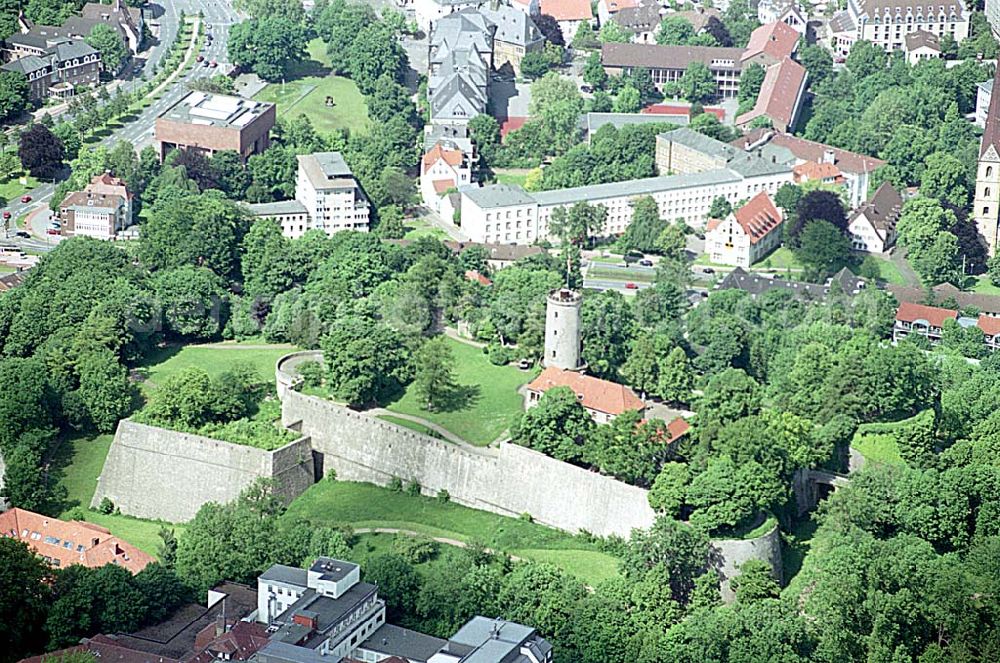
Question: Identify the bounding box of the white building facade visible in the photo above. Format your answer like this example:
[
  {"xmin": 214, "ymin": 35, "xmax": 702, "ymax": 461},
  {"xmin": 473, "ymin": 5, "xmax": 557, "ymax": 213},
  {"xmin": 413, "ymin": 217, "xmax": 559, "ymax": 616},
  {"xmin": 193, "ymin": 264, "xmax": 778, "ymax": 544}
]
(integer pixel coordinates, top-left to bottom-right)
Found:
[
  {"xmin": 705, "ymin": 192, "xmax": 783, "ymax": 267},
  {"xmin": 843, "ymin": 0, "xmax": 969, "ymax": 53}
]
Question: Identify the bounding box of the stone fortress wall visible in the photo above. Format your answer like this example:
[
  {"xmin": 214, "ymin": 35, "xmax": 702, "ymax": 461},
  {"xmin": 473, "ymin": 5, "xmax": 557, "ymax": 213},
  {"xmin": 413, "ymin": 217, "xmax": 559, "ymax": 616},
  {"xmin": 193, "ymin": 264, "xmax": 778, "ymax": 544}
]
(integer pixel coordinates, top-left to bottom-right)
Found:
[{"xmin": 91, "ymin": 420, "xmax": 315, "ymax": 523}]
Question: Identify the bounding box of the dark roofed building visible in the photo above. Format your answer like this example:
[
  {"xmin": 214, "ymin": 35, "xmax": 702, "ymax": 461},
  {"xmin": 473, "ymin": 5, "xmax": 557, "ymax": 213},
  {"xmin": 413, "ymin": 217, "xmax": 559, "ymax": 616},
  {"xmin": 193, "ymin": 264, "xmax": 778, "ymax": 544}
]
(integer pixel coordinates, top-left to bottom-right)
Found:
[
  {"xmin": 717, "ymin": 266, "xmax": 869, "ymax": 301},
  {"xmin": 601, "ymin": 42, "xmax": 744, "ymax": 97},
  {"xmin": 356, "ymin": 624, "xmax": 447, "ymax": 663},
  {"xmin": 1, "ymin": 35, "xmax": 99, "ymax": 100},
  {"xmin": 847, "ymin": 182, "xmax": 903, "ymax": 253}
]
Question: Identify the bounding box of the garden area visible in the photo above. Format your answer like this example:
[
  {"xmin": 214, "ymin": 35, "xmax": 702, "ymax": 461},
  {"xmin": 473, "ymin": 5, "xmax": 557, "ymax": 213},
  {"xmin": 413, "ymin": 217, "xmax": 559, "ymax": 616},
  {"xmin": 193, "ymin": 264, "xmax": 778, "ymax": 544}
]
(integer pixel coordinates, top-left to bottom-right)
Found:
[
  {"xmin": 253, "ymin": 38, "xmax": 372, "ymax": 135},
  {"xmin": 136, "ymin": 341, "xmax": 294, "ymax": 390},
  {"xmin": 380, "ymin": 336, "xmax": 535, "ymax": 446},
  {"xmin": 283, "ymin": 480, "xmax": 622, "ymax": 583}
]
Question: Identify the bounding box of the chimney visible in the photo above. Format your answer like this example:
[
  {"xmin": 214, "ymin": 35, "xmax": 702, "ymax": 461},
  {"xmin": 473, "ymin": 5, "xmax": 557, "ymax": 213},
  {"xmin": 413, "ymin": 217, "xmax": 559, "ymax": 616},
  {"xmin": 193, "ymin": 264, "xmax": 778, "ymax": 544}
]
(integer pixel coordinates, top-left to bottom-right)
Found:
[{"xmin": 822, "ymin": 149, "xmax": 836, "ymax": 165}]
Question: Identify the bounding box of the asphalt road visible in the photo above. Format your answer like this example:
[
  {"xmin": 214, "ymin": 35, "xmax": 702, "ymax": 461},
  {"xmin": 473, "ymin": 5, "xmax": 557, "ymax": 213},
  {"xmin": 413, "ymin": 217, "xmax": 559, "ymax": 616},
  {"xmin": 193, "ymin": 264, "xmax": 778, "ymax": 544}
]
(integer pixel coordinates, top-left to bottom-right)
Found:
[{"xmin": 1, "ymin": 0, "xmax": 242, "ymax": 252}]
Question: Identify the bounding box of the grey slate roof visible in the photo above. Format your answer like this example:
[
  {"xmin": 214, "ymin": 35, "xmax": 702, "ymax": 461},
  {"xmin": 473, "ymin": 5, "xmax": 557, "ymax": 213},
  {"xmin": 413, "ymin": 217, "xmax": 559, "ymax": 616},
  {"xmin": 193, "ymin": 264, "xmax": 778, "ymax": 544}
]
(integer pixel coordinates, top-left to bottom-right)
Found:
[
  {"xmin": 718, "ymin": 266, "xmax": 868, "ymax": 300},
  {"xmin": 478, "ymin": 3, "xmax": 544, "ymax": 47},
  {"xmin": 660, "ymin": 127, "xmax": 790, "ymax": 177},
  {"xmin": 247, "ymin": 200, "xmax": 308, "ymax": 216},
  {"xmin": 260, "ymin": 563, "xmax": 308, "ymax": 587},
  {"xmin": 273, "ymin": 582, "xmax": 379, "ymax": 644},
  {"xmin": 461, "ymin": 183, "xmax": 536, "ymax": 208},
  {"xmin": 49, "ymin": 38, "xmax": 98, "ymax": 61},
  {"xmin": 531, "ymin": 168, "xmax": 744, "ymax": 206},
  {"xmin": 2, "ymin": 54, "xmax": 51, "ymax": 75},
  {"xmin": 359, "ymin": 623, "xmax": 447, "ymax": 662},
  {"xmin": 584, "ymin": 112, "xmax": 686, "ymax": 137}
]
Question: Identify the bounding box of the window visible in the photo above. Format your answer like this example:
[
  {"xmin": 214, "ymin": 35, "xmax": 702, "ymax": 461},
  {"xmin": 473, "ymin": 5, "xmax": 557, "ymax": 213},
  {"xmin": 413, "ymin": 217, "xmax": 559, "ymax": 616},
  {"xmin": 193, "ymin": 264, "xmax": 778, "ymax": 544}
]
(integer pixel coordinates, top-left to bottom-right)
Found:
[
  {"xmin": 987, "ymin": 187, "xmax": 992, "ymax": 197},
  {"xmin": 985, "ymin": 206, "xmax": 991, "ymax": 216},
  {"xmin": 988, "ymin": 166, "xmax": 994, "ymax": 177}
]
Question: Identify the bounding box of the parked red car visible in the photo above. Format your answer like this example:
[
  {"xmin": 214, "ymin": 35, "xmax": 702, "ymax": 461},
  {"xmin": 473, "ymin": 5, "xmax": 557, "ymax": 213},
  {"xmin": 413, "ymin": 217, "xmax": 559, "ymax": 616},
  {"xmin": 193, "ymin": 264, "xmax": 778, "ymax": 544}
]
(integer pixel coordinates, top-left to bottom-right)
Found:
[
  {"xmin": 625, "ymin": 282, "xmax": 638, "ymax": 290},
  {"xmin": 46, "ymin": 228, "xmax": 59, "ymax": 235},
  {"xmin": 20, "ymin": 195, "xmax": 31, "ymax": 203},
  {"xmin": 2, "ymin": 211, "xmax": 10, "ymax": 220}
]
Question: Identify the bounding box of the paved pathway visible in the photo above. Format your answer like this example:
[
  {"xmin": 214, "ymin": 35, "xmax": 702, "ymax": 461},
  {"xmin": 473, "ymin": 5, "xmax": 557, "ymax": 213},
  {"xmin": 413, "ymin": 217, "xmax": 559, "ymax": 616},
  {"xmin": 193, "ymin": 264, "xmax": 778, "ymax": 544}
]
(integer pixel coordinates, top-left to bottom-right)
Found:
[
  {"xmin": 443, "ymin": 327, "xmax": 485, "ymax": 348},
  {"xmin": 888, "ymin": 246, "xmax": 922, "ymax": 288},
  {"xmin": 413, "ymin": 206, "xmax": 468, "ymax": 241},
  {"xmin": 367, "ymin": 407, "xmax": 471, "ymax": 447},
  {"xmin": 352, "ymin": 527, "xmax": 523, "ymax": 562}
]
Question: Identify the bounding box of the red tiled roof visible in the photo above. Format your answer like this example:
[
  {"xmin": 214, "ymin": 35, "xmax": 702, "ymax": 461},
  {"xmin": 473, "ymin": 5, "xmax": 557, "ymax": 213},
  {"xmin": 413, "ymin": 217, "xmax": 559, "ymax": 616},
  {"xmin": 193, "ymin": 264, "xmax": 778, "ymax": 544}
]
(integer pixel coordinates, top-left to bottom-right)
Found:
[
  {"xmin": 736, "ymin": 57, "xmax": 807, "ymax": 128},
  {"xmin": 742, "ymin": 21, "xmax": 799, "ymax": 62},
  {"xmin": 20, "ymin": 635, "xmax": 183, "ymax": 663},
  {"xmin": 705, "ymin": 217, "xmax": 723, "ymax": 232},
  {"xmin": 527, "ymin": 367, "xmax": 645, "ymax": 415},
  {"xmin": 641, "ymin": 104, "xmax": 725, "ymax": 120},
  {"xmin": 895, "ymin": 302, "xmax": 957, "ymax": 328},
  {"xmin": 602, "ymin": 0, "xmax": 639, "ymax": 13},
  {"xmin": 664, "ymin": 417, "xmax": 690, "ymax": 445},
  {"xmin": 423, "ymin": 143, "xmax": 464, "ymax": 169},
  {"xmin": 733, "ymin": 191, "xmax": 782, "ymax": 245},
  {"xmin": 189, "ymin": 622, "xmax": 270, "ymax": 663},
  {"xmin": 540, "ymin": 0, "xmax": 593, "ymax": 21},
  {"xmin": 500, "ymin": 116, "xmax": 527, "ymax": 138},
  {"xmin": 0, "ymin": 508, "xmax": 154, "ymax": 574},
  {"xmin": 978, "ymin": 314, "xmax": 1000, "ymax": 336},
  {"xmin": 732, "ymin": 130, "xmax": 885, "ymax": 174},
  {"xmin": 464, "ymin": 269, "xmax": 492, "ymax": 286},
  {"xmin": 793, "ymin": 161, "xmax": 843, "ymax": 182},
  {"xmin": 432, "ymin": 178, "xmax": 455, "ymax": 194}
]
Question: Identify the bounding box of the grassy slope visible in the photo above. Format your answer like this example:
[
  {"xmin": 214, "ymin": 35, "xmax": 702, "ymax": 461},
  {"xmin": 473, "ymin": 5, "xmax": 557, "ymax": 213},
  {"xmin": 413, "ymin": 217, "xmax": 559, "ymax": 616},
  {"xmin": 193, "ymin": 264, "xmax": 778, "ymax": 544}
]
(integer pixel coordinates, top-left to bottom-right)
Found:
[
  {"xmin": 137, "ymin": 343, "xmax": 293, "ymax": 390},
  {"xmin": 852, "ymin": 432, "xmax": 905, "ymax": 466},
  {"xmin": 383, "ymin": 336, "xmax": 532, "ymax": 446},
  {"xmin": 284, "ymin": 481, "xmax": 621, "ymax": 583},
  {"xmin": 254, "ymin": 39, "xmax": 370, "ymax": 135}
]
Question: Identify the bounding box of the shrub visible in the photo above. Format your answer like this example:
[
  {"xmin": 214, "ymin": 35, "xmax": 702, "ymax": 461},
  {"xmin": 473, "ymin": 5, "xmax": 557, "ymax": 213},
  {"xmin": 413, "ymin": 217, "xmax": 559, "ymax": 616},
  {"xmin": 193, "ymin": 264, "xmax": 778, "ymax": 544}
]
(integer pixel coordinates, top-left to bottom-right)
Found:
[
  {"xmin": 98, "ymin": 497, "xmax": 115, "ymax": 515},
  {"xmin": 388, "ymin": 477, "xmax": 403, "ymax": 492},
  {"xmin": 405, "ymin": 480, "xmax": 421, "ymax": 497},
  {"xmin": 436, "ymin": 489, "xmax": 450, "ymax": 503},
  {"xmin": 487, "ymin": 343, "xmax": 512, "ymax": 366},
  {"xmin": 297, "ymin": 360, "xmax": 324, "ymax": 388},
  {"xmin": 391, "ymin": 535, "xmax": 440, "ymax": 563},
  {"xmin": 518, "ymin": 512, "xmax": 533, "ymax": 523},
  {"xmin": 326, "ymin": 468, "xmax": 338, "ymax": 482}
]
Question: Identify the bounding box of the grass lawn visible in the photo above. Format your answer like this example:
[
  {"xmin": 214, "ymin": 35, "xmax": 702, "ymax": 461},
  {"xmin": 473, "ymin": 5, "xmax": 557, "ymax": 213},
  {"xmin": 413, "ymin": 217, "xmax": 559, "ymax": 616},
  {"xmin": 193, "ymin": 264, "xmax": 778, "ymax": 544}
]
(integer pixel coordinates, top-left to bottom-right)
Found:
[
  {"xmin": 136, "ymin": 342, "xmax": 294, "ymax": 391},
  {"xmin": 852, "ymin": 432, "xmax": 904, "ymax": 466},
  {"xmin": 587, "ymin": 266, "xmax": 655, "ymax": 283},
  {"xmin": 53, "ymin": 432, "xmax": 186, "ymax": 557},
  {"xmin": 284, "ymin": 481, "xmax": 621, "ymax": 583},
  {"xmin": 0, "ymin": 173, "xmax": 40, "ymax": 200},
  {"xmin": 383, "ymin": 336, "xmax": 532, "ymax": 445},
  {"xmin": 493, "ymin": 170, "xmax": 529, "ymax": 188},
  {"xmin": 865, "ymin": 255, "xmax": 906, "ymax": 285},
  {"xmin": 972, "ymin": 275, "xmax": 1000, "ymax": 295},
  {"xmin": 403, "ymin": 217, "xmax": 449, "ymax": 241},
  {"xmin": 756, "ymin": 246, "xmax": 802, "ymax": 270},
  {"xmin": 254, "ymin": 45, "xmax": 370, "ymax": 135}
]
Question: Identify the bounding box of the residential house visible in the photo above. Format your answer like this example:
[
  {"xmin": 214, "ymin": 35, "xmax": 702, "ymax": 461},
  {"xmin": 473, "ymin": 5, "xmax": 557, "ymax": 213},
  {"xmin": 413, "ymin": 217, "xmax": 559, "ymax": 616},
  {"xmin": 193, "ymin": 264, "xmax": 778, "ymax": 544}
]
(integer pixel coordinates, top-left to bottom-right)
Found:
[
  {"xmin": 154, "ymin": 92, "xmax": 275, "ymax": 161},
  {"xmin": 479, "ymin": 1, "xmax": 545, "ymax": 74},
  {"xmin": 248, "ymin": 152, "xmax": 370, "ymax": 238},
  {"xmin": 443, "ymin": 240, "xmax": 544, "ymax": 268},
  {"xmin": 525, "ymin": 366, "xmax": 645, "ymax": 423},
  {"xmin": 1, "ymin": 37, "xmax": 100, "ymax": 100},
  {"xmin": 80, "ymin": 0, "xmax": 144, "ymax": 54},
  {"xmin": 757, "ymin": 0, "xmax": 807, "ymax": 35},
  {"xmin": 830, "ymin": 0, "xmax": 969, "ymax": 56},
  {"xmin": 58, "ymin": 191, "xmax": 128, "ymax": 240},
  {"xmin": 827, "ymin": 10, "xmax": 857, "ymax": 57},
  {"xmin": 705, "ymin": 191, "xmax": 783, "ymax": 267},
  {"xmin": 427, "ymin": 11, "xmax": 492, "ymax": 126},
  {"xmin": 539, "ymin": 0, "xmax": 594, "ymax": 44},
  {"xmin": 420, "ymin": 141, "xmax": 472, "ymax": 211},
  {"xmin": 888, "ymin": 282, "xmax": 1000, "ymax": 317},
  {"xmin": 975, "ymin": 64, "xmax": 1000, "ymax": 256},
  {"xmin": 847, "ymin": 182, "xmax": 903, "ymax": 253},
  {"xmin": 891, "ymin": 302, "xmax": 1000, "ymax": 353},
  {"xmin": 0, "ymin": 507, "xmax": 154, "ymax": 572},
  {"xmin": 792, "ymin": 161, "xmax": 844, "ymax": 188},
  {"xmin": 903, "ymin": 29, "xmax": 941, "ymax": 64},
  {"xmin": 730, "ymin": 129, "xmax": 886, "ymax": 208},
  {"xmin": 605, "ymin": 0, "xmax": 661, "ymax": 43},
  {"xmin": 601, "ymin": 42, "xmax": 745, "ymax": 97},
  {"xmin": 717, "ymin": 266, "xmax": 869, "ymax": 301},
  {"xmin": 735, "ymin": 56, "xmax": 808, "ymax": 132},
  {"xmin": 740, "ymin": 21, "xmax": 799, "ymax": 67}
]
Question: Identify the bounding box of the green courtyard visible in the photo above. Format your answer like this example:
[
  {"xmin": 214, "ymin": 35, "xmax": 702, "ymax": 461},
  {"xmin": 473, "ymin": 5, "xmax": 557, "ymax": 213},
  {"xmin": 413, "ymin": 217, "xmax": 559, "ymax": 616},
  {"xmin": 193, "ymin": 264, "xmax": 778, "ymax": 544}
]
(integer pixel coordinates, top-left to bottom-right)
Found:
[
  {"xmin": 382, "ymin": 336, "xmax": 534, "ymax": 446},
  {"xmin": 136, "ymin": 341, "xmax": 295, "ymax": 391},
  {"xmin": 254, "ymin": 39, "xmax": 371, "ymax": 135},
  {"xmin": 284, "ymin": 480, "xmax": 621, "ymax": 583}
]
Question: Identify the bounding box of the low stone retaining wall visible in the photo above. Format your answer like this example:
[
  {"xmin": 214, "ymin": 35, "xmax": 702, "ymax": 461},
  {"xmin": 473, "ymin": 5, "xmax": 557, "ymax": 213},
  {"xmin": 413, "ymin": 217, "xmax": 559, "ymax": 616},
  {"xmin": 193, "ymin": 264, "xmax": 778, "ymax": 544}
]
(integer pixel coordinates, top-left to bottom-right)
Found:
[{"xmin": 91, "ymin": 420, "xmax": 314, "ymax": 523}]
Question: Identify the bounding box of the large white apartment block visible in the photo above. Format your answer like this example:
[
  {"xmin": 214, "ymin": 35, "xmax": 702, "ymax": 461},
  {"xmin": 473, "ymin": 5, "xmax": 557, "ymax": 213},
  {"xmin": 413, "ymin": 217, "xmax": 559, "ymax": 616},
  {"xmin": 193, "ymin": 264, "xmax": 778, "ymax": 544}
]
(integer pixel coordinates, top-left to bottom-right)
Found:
[
  {"xmin": 460, "ymin": 165, "xmax": 792, "ymax": 245},
  {"xmin": 831, "ymin": 0, "xmax": 969, "ymax": 56},
  {"xmin": 247, "ymin": 152, "xmax": 370, "ymax": 239}
]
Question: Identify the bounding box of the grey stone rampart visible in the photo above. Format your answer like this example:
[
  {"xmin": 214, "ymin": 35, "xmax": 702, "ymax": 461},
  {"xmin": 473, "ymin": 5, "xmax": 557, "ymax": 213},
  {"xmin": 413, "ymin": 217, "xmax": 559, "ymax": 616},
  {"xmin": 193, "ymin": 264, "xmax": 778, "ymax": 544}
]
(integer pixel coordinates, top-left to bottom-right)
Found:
[
  {"xmin": 91, "ymin": 420, "xmax": 314, "ymax": 523},
  {"xmin": 710, "ymin": 522, "xmax": 783, "ymax": 603},
  {"xmin": 281, "ymin": 389, "xmax": 656, "ymax": 538}
]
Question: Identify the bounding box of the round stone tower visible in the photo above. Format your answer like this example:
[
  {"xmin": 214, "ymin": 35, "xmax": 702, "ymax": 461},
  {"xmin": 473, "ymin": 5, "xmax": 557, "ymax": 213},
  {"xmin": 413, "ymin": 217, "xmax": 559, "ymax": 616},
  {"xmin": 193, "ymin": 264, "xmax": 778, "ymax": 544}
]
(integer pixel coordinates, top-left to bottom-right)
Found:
[{"xmin": 544, "ymin": 288, "xmax": 585, "ymax": 371}]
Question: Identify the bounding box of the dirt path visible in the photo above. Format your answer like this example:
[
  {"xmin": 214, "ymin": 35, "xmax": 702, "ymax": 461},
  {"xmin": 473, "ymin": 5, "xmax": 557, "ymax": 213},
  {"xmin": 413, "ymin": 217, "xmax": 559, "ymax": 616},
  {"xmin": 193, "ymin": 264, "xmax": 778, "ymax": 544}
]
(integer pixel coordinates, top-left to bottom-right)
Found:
[
  {"xmin": 353, "ymin": 527, "xmax": 523, "ymax": 562},
  {"xmin": 367, "ymin": 408, "xmax": 471, "ymax": 447}
]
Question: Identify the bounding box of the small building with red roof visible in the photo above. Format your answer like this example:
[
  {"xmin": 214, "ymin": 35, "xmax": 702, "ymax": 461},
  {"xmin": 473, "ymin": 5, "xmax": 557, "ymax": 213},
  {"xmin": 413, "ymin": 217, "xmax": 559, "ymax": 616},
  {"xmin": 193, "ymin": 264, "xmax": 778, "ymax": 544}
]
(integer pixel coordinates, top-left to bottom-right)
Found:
[
  {"xmin": 741, "ymin": 21, "xmax": 799, "ymax": 67},
  {"xmin": 420, "ymin": 141, "xmax": 472, "ymax": 213},
  {"xmin": 792, "ymin": 161, "xmax": 845, "ymax": 188},
  {"xmin": 736, "ymin": 56, "xmax": 808, "ymax": 133},
  {"xmin": 0, "ymin": 507, "xmax": 154, "ymax": 574},
  {"xmin": 893, "ymin": 302, "xmax": 1000, "ymax": 352},
  {"xmin": 525, "ymin": 367, "xmax": 645, "ymax": 423},
  {"xmin": 704, "ymin": 191, "xmax": 783, "ymax": 267},
  {"xmin": 539, "ymin": 0, "xmax": 593, "ymax": 44}
]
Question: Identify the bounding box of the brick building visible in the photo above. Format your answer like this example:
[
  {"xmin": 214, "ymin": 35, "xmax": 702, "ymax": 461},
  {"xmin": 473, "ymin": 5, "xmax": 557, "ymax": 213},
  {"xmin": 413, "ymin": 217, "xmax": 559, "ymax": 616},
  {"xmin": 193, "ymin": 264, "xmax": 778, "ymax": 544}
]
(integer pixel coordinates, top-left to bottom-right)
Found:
[
  {"xmin": 58, "ymin": 173, "xmax": 133, "ymax": 240},
  {"xmin": 154, "ymin": 92, "xmax": 275, "ymax": 161},
  {"xmin": 1, "ymin": 37, "xmax": 100, "ymax": 101},
  {"xmin": 601, "ymin": 42, "xmax": 745, "ymax": 98}
]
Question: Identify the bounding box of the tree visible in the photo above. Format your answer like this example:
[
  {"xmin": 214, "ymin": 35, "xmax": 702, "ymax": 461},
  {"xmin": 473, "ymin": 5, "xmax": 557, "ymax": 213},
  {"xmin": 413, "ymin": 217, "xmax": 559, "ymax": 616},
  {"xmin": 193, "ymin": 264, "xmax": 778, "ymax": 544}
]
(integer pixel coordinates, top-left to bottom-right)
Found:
[
  {"xmin": 910, "ymin": 231, "xmax": 962, "ymax": 286},
  {"xmin": 846, "ymin": 40, "xmax": 887, "ymax": 78},
  {"xmin": 583, "ymin": 52, "xmax": 608, "ymax": 89},
  {"xmin": 798, "ymin": 44, "xmax": 833, "ymax": 85},
  {"xmin": 920, "ymin": 152, "xmax": 970, "ymax": 208},
  {"xmin": 620, "ymin": 196, "xmax": 666, "ymax": 252},
  {"xmin": 0, "ymin": 538, "xmax": 50, "ymax": 661},
  {"xmin": 581, "ymin": 289, "xmax": 635, "ymax": 378},
  {"xmin": 534, "ymin": 13, "xmax": 564, "ymax": 47},
  {"xmin": 152, "ymin": 266, "xmax": 228, "ymax": 339},
  {"xmin": 795, "ymin": 219, "xmax": 851, "ymax": 281},
  {"xmin": 74, "ymin": 349, "xmax": 133, "ymax": 432},
  {"xmin": 209, "ymin": 150, "xmax": 249, "ymax": 199},
  {"xmin": 511, "ymin": 386, "xmax": 595, "ymax": 463},
  {"xmin": 697, "ymin": 368, "xmax": 761, "ymax": 433},
  {"xmin": 548, "ymin": 201, "xmax": 606, "ymax": 247},
  {"xmin": 573, "ymin": 21, "xmax": 600, "ymax": 49},
  {"xmin": 703, "ymin": 16, "xmax": 733, "ymax": 47},
  {"xmin": 657, "ymin": 346, "xmax": 694, "ymax": 406},
  {"xmin": 375, "ymin": 204, "xmax": 406, "ymax": 239},
  {"xmin": 648, "ymin": 462, "xmax": 689, "ymax": 516},
  {"xmin": 228, "ymin": 17, "xmax": 306, "ymax": 82},
  {"xmin": 788, "ymin": 189, "xmax": 847, "ymax": 244},
  {"xmin": 364, "ymin": 553, "xmax": 422, "ymax": 622},
  {"xmin": 413, "ymin": 337, "xmax": 457, "ymax": 411},
  {"xmin": 657, "ymin": 16, "xmax": 695, "ymax": 45},
  {"xmin": 520, "ymin": 51, "xmax": 550, "ymax": 79},
  {"xmin": 621, "ymin": 517, "xmax": 710, "ymax": 604},
  {"xmin": 18, "ymin": 123, "xmax": 64, "ymax": 179},
  {"xmin": 0, "ymin": 70, "xmax": 28, "ymax": 122},
  {"xmin": 708, "ymin": 196, "xmax": 732, "ymax": 219},
  {"xmin": 613, "ymin": 84, "xmax": 641, "ymax": 113},
  {"xmin": 47, "ymin": 564, "xmax": 148, "ymax": 648},
  {"xmin": 86, "ymin": 24, "xmax": 127, "ymax": 75},
  {"xmin": 621, "ymin": 332, "xmax": 661, "ymax": 397},
  {"xmin": 320, "ymin": 317, "xmax": 411, "ymax": 406},
  {"xmin": 599, "ymin": 21, "xmax": 631, "ymax": 43},
  {"xmin": 469, "ymin": 113, "xmax": 501, "ymax": 166},
  {"xmin": 497, "ymin": 562, "xmax": 586, "ymax": 645},
  {"xmin": 587, "ymin": 409, "xmax": 665, "ymax": 486},
  {"xmin": 676, "ymin": 62, "xmax": 716, "ymax": 103}
]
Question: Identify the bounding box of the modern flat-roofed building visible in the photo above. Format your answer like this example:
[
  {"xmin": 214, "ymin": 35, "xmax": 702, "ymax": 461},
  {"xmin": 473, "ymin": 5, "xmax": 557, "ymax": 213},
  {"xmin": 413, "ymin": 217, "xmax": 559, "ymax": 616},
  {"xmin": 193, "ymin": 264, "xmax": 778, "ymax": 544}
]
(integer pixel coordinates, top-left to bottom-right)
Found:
[
  {"xmin": 155, "ymin": 92, "xmax": 275, "ymax": 161},
  {"xmin": 601, "ymin": 42, "xmax": 745, "ymax": 98},
  {"xmin": 248, "ymin": 152, "xmax": 370, "ymax": 238}
]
